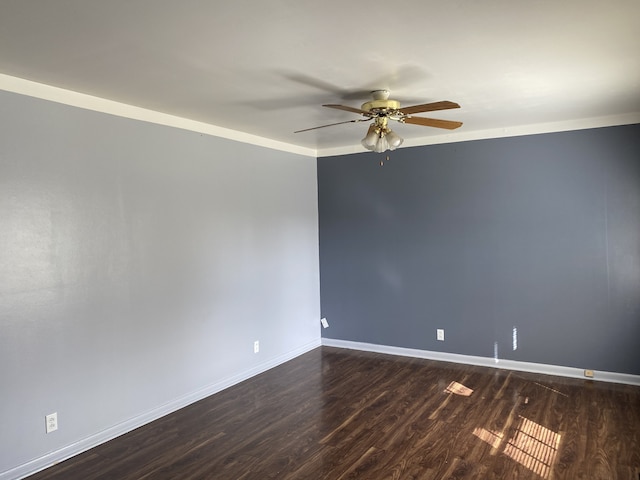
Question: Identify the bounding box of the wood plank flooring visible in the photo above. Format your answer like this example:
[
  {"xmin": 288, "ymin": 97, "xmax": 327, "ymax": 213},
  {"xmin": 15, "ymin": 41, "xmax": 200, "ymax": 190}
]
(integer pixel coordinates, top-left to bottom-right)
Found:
[{"xmin": 27, "ymin": 347, "xmax": 640, "ymax": 479}]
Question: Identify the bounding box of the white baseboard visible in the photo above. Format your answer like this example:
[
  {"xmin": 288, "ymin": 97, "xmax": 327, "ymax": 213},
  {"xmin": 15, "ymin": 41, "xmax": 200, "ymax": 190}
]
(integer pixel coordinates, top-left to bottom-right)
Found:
[
  {"xmin": 3, "ymin": 338, "xmax": 321, "ymax": 480},
  {"xmin": 321, "ymin": 338, "xmax": 640, "ymax": 387}
]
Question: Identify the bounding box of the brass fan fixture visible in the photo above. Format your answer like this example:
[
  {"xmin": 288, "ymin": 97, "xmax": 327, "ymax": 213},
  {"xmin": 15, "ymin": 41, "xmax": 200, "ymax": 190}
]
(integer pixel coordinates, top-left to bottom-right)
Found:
[{"xmin": 295, "ymin": 90, "xmax": 462, "ymax": 153}]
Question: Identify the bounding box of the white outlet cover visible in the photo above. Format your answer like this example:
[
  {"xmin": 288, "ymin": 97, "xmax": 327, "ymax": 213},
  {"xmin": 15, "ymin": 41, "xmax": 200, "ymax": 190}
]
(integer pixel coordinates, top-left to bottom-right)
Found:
[
  {"xmin": 254, "ymin": 341, "xmax": 259, "ymax": 353},
  {"xmin": 320, "ymin": 318, "xmax": 329, "ymax": 328},
  {"xmin": 437, "ymin": 329, "xmax": 445, "ymax": 341},
  {"xmin": 46, "ymin": 412, "xmax": 58, "ymax": 433}
]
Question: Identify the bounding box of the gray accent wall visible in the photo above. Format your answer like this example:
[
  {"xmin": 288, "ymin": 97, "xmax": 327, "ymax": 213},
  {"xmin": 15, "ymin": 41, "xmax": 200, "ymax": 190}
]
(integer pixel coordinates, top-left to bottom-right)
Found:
[
  {"xmin": 0, "ymin": 91, "xmax": 320, "ymax": 476},
  {"xmin": 318, "ymin": 124, "xmax": 640, "ymax": 375}
]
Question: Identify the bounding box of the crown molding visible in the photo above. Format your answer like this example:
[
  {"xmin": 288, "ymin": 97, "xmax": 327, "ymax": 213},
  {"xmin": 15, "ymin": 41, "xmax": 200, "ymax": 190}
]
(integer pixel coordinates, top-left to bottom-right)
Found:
[
  {"xmin": 318, "ymin": 112, "xmax": 640, "ymax": 157},
  {"xmin": 0, "ymin": 74, "xmax": 316, "ymax": 158}
]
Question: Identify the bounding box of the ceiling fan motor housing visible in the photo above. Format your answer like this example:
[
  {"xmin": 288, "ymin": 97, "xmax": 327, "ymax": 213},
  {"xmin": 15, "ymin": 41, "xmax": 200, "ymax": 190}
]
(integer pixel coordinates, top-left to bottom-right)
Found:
[{"xmin": 361, "ymin": 99, "xmax": 401, "ymax": 115}]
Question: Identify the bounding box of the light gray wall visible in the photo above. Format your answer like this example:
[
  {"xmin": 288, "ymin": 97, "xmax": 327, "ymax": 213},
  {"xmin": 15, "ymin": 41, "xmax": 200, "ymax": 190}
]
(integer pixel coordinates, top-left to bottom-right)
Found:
[
  {"xmin": 0, "ymin": 91, "xmax": 320, "ymax": 476},
  {"xmin": 318, "ymin": 124, "xmax": 640, "ymax": 375}
]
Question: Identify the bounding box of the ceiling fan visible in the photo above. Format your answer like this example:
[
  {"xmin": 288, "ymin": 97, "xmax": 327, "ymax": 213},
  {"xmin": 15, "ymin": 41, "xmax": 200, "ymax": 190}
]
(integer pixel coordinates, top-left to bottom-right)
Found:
[{"xmin": 295, "ymin": 90, "xmax": 462, "ymax": 153}]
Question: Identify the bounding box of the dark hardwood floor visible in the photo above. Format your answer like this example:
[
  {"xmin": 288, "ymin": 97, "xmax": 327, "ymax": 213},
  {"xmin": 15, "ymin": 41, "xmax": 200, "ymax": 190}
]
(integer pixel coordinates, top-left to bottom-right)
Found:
[{"xmin": 27, "ymin": 347, "xmax": 640, "ymax": 479}]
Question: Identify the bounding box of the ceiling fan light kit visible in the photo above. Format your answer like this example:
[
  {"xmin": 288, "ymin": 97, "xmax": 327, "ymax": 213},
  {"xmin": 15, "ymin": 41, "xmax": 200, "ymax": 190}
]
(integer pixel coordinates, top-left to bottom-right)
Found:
[
  {"xmin": 296, "ymin": 89, "xmax": 463, "ymax": 153},
  {"xmin": 360, "ymin": 120, "xmax": 404, "ymax": 153}
]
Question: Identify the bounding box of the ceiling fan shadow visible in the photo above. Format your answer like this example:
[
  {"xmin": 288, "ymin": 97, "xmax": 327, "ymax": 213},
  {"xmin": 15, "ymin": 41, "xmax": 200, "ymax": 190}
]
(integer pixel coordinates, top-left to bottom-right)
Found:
[
  {"xmin": 277, "ymin": 65, "xmax": 431, "ymax": 101},
  {"xmin": 238, "ymin": 66, "xmax": 432, "ymax": 111}
]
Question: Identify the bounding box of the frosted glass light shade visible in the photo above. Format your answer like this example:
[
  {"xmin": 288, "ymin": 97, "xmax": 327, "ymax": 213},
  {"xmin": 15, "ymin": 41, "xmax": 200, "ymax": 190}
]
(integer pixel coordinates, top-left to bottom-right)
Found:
[
  {"xmin": 361, "ymin": 125, "xmax": 378, "ymax": 150},
  {"xmin": 373, "ymin": 135, "xmax": 389, "ymax": 153},
  {"xmin": 386, "ymin": 129, "xmax": 403, "ymax": 150},
  {"xmin": 361, "ymin": 125, "xmax": 404, "ymax": 153}
]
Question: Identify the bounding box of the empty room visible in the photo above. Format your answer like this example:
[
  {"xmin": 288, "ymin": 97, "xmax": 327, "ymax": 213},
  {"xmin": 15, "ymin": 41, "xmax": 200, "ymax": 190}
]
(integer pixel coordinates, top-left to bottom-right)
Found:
[{"xmin": 1, "ymin": 1, "xmax": 639, "ymax": 479}]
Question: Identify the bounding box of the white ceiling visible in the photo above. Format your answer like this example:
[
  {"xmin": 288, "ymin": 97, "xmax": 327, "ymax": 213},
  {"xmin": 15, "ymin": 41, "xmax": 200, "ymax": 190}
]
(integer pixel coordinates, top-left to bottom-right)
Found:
[{"xmin": 1, "ymin": 0, "xmax": 639, "ymax": 155}]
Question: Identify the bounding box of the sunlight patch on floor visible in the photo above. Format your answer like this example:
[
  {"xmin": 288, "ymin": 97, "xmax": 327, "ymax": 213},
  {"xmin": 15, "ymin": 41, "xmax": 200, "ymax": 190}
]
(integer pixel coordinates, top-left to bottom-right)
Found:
[
  {"xmin": 472, "ymin": 427, "xmax": 503, "ymax": 449},
  {"xmin": 473, "ymin": 416, "xmax": 561, "ymax": 479},
  {"xmin": 503, "ymin": 416, "xmax": 560, "ymax": 478},
  {"xmin": 445, "ymin": 381, "xmax": 473, "ymax": 396}
]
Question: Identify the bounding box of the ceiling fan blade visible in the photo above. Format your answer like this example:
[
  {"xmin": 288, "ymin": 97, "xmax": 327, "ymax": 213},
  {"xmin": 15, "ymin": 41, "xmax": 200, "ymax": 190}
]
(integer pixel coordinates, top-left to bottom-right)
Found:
[
  {"xmin": 323, "ymin": 104, "xmax": 372, "ymax": 116},
  {"xmin": 402, "ymin": 116, "xmax": 463, "ymax": 130},
  {"xmin": 294, "ymin": 118, "xmax": 371, "ymax": 133},
  {"xmin": 399, "ymin": 101, "xmax": 460, "ymax": 115}
]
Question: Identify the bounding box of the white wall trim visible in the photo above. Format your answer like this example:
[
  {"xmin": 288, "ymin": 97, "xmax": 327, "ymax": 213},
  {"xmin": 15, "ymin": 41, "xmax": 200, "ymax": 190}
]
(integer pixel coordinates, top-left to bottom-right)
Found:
[
  {"xmin": 322, "ymin": 338, "xmax": 640, "ymax": 387},
  {"xmin": 4, "ymin": 73, "xmax": 638, "ymax": 162},
  {"xmin": 3, "ymin": 338, "xmax": 321, "ymax": 480},
  {"xmin": 0, "ymin": 74, "xmax": 317, "ymax": 158},
  {"xmin": 317, "ymin": 112, "xmax": 640, "ymax": 157}
]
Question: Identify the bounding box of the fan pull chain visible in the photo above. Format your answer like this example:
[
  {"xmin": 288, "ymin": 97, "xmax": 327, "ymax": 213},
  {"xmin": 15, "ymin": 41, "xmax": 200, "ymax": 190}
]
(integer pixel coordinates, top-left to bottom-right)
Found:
[{"xmin": 380, "ymin": 155, "xmax": 390, "ymax": 167}]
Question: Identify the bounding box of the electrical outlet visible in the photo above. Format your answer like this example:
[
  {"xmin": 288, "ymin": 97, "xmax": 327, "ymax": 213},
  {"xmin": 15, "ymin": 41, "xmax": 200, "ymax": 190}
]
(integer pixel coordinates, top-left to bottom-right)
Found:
[
  {"xmin": 45, "ymin": 412, "xmax": 58, "ymax": 433},
  {"xmin": 584, "ymin": 369, "xmax": 594, "ymax": 378},
  {"xmin": 437, "ymin": 329, "xmax": 445, "ymax": 341},
  {"xmin": 320, "ymin": 318, "xmax": 329, "ymax": 328},
  {"xmin": 254, "ymin": 340, "xmax": 259, "ymax": 354}
]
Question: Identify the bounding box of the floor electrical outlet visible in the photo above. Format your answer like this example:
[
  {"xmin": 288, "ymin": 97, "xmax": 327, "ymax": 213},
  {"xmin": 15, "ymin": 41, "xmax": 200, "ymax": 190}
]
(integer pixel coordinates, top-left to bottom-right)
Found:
[
  {"xmin": 437, "ymin": 329, "xmax": 445, "ymax": 341},
  {"xmin": 584, "ymin": 369, "xmax": 594, "ymax": 378},
  {"xmin": 46, "ymin": 412, "xmax": 58, "ymax": 433},
  {"xmin": 254, "ymin": 340, "xmax": 259, "ymax": 354}
]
